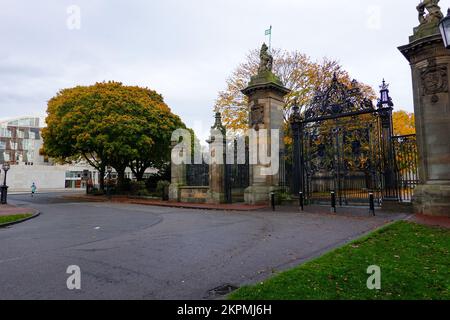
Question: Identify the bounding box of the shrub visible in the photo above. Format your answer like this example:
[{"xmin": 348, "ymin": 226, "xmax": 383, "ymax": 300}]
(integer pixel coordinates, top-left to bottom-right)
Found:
[
  {"xmin": 129, "ymin": 181, "xmax": 148, "ymax": 196},
  {"xmin": 119, "ymin": 178, "xmax": 132, "ymax": 193},
  {"xmin": 145, "ymin": 165, "xmax": 171, "ymax": 191},
  {"xmin": 156, "ymin": 180, "xmax": 170, "ymax": 192},
  {"xmin": 157, "ymin": 180, "xmax": 171, "ymax": 201},
  {"xmin": 91, "ymin": 189, "xmax": 105, "ymax": 196}
]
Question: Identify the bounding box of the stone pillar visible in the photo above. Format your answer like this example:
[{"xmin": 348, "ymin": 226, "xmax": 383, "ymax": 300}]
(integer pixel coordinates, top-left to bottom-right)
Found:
[
  {"xmin": 242, "ymin": 44, "xmax": 290, "ymax": 205},
  {"xmin": 398, "ymin": 2, "xmax": 450, "ymax": 216},
  {"xmin": 206, "ymin": 113, "xmax": 227, "ymax": 204},
  {"xmin": 169, "ymin": 139, "xmax": 186, "ymax": 202}
]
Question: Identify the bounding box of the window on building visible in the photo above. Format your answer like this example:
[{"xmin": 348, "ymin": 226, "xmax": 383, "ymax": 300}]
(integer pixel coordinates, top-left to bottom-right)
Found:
[
  {"xmin": 0, "ymin": 128, "xmax": 12, "ymax": 138},
  {"xmin": 65, "ymin": 171, "xmax": 83, "ymax": 179},
  {"xmin": 17, "ymin": 130, "xmax": 25, "ymax": 139},
  {"xmin": 22, "ymin": 139, "xmax": 32, "ymax": 150}
]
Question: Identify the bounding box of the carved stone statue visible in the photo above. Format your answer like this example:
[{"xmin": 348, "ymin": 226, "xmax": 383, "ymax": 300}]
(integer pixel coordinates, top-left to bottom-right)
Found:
[
  {"xmin": 417, "ymin": 0, "xmax": 443, "ymax": 25},
  {"xmin": 258, "ymin": 43, "xmax": 273, "ymax": 73}
]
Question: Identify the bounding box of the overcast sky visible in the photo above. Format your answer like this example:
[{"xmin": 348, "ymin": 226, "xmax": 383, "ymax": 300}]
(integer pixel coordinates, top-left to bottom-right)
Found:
[{"xmin": 1, "ymin": 0, "xmax": 448, "ymax": 140}]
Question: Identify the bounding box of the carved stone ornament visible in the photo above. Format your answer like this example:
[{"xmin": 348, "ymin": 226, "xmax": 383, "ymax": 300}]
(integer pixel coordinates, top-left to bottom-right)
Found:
[
  {"xmin": 258, "ymin": 43, "xmax": 273, "ymax": 74},
  {"xmin": 250, "ymin": 101, "xmax": 265, "ymax": 129},
  {"xmin": 417, "ymin": 0, "xmax": 443, "ymax": 26},
  {"xmin": 421, "ymin": 60, "xmax": 448, "ymax": 96}
]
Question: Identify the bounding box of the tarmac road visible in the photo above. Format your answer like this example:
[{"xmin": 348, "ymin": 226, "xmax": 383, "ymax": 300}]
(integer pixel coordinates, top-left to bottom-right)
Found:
[{"xmin": 0, "ymin": 193, "xmax": 401, "ymax": 300}]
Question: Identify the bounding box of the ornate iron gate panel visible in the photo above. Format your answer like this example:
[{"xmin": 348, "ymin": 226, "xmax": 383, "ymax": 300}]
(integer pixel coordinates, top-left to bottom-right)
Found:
[
  {"xmin": 224, "ymin": 139, "xmax": 250, "ymax": 203},
  {"xmin": 302, "ymin": 117, "xmax": 383, "ymax": 206},
  {"xmin": 393, "ymin": 134, "xmax": 419, "ymax": 202},
  {"xmin": 186, "ymin": 162, "xmax": 209, "ymax": 187},
  {"xmin": 290, "ymin": 75, "xmax": 397, "ymax": 207}
]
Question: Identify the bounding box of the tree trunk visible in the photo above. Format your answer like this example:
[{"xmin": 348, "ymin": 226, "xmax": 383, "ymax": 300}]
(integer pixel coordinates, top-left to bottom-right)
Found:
[
  {"xmin": 135, "ymin": 170, "xmax": 145, "ymax": 181},
  {"xmin": 135, "ymin": 165, "xmax": 149, "ymax": 181},
  {"xmin": 131, "ymin": 162, "xmax": 149, "ymax": 182},
  {"xmin": 116, "ymin": 167, "xmax": 126, "ymax": 191},
  {"xmin": 99, "ymin": 166, "xmax": 106, "ymax": 191}
]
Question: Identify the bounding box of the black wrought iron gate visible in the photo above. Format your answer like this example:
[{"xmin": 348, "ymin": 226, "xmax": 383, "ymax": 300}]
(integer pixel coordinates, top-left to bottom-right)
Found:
[
  {"xmin": 224, "ymin": 139, "xmax": 250, "ymax": 204},
  {"xmin": 392, "ymin": 134, "xmax": 419, "ymax": 202},
  {"xmin": 300, "ymin": 117, "xmax": 383, "ymax": 205},
  {"xmin": 290, "ymin": 76, "xmax": 416, "ymax": 206}
]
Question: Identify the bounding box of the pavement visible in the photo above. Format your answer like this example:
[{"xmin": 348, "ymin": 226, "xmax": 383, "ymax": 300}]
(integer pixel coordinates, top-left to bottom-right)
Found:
[
  {"xmin": 409, "ymin": 214, "xmax": 450, "ymax": 229},
  {"xmin": 63, "ymin": 194, "xmax": 269, "ymax": 211},
  {"xmin": 0, "ymin": 204, "xmax": 34, "ymax": 216},
  {"xmin": 0, "ymin": 192, "xmax": 406, "ymax": 300},
  {"xmin": 9, "ymin": 189, "xmax": 84, "ymax": 195}
]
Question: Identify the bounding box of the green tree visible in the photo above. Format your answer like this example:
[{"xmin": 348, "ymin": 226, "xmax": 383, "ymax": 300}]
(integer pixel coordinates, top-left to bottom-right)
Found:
[{"xmin": 42, "ymin": 82, "xmax": 186, "ymax": 189}]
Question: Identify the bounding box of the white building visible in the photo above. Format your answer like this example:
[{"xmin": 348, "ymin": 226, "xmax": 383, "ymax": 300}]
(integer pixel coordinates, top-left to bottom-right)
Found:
[
  {"xmin": 0, "ymin": 117, "xmax": 156, "ymax": 192},
  {"xmin": 0, "ymin": 117, "xmax": 94, "ymax": 192}
]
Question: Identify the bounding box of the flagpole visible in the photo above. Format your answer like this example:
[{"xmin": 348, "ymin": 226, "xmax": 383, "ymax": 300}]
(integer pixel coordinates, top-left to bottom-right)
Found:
[{"xmin": 269, "ymin": 25, "xmax": 272, "ymax": 51}]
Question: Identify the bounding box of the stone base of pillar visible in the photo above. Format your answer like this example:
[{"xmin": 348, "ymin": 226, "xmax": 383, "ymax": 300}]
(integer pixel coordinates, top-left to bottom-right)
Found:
[
  {"xmin": 413, "ymin": 184, "xmax": 450, "ymax": 217},
  {"xmin": 207, "ymin": 190, "xmax": 226, "ymax": 205},
  {"xmin": 382, "ymin": 199, "xmax": 413, "ymax": 214},
  {"xmin": 245, "ymin": 185, "xmax": 280, "ymax": 205},
  {"xmin": 169, "ymin": 183, "xmax": 181, "ymax": 202}
]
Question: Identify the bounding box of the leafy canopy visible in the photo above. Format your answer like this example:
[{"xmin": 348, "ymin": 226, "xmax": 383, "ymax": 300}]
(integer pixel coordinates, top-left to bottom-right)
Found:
[
  {"xmin": 42, "ymin": 81, "xmax": 186, "ymax": 180},
  {"xmin": 393, "ymin": 110, "xmax": 416, "ymax": 136}
]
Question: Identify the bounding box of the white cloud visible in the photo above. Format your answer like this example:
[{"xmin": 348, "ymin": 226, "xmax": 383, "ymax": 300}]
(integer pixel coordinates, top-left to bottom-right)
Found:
[{"xmin": 2, "ymin": 0, "xmax": 445, "ymax": 128}]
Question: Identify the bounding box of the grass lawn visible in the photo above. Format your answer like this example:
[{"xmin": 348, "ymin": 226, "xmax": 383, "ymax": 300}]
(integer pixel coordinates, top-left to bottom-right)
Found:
[
  {"xmin": 0, "ymin": 214, "xmax": 33, "ymax": 225},
  {"xmin": 230, "ymin": 221, "xmax": 450, "ymax": 300}
]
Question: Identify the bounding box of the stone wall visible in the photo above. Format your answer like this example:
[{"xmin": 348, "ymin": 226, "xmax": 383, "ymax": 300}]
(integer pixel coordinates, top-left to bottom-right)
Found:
[{"xmin": 179, "ymin": 187, "xmax": 209, "ymax": 204}]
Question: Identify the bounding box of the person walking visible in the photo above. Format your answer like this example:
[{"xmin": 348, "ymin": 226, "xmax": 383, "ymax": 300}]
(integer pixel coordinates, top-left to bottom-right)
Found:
[{"xmin": 31, "ymin": 182, "xmax": 37, "ymax": 197}]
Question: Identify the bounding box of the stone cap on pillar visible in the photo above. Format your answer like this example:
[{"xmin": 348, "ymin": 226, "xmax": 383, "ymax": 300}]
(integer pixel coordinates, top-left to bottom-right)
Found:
[
  {"xmin": 398, "ymin": 33, "xmax": 444, "ymax": 61},
  {"xmin": 206, "ymin": 112, "xmax": 226, "ymax": 145},
  {"xmin": 242, "ymin": 72, "xmax": 291, "ymax": 97},
  {"xmin": 211, "ymin": 112, "xmax": 226, "ymax": 133}
]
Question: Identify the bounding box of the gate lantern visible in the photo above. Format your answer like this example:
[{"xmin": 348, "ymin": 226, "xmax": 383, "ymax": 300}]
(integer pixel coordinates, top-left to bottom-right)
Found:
[{"xmin": 439, "ymin": 9, "xmax": 450, "ymax": 49}]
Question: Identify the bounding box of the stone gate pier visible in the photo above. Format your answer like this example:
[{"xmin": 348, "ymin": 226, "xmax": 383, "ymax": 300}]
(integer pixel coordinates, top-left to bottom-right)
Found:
[
  {"xmin": 399, "ymin": 0, "xmax": 450, "ymax": 216},
  {"xmin": 242, "ymin": 44, "xmax": 290, "ymax": 205}
]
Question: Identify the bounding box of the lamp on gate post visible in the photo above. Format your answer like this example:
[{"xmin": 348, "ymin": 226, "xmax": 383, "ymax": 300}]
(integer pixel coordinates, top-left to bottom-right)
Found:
[
  {"xmin": 377, "ymin": 79, "xmax": 394, "ymax": 109},
  {"xmin": 106, "ymin": 166, "xmax": 113, "ymax": 199},
  {"xmin": 1, "ymin": 162, "xmax": 11, "ymax": 205},
  {"xmin": 439, "ymin": 9, "xmax": 450, "ymax": 49}
]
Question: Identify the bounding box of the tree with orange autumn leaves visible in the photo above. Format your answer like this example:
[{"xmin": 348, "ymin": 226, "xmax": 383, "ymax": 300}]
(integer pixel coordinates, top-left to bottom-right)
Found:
[
  {"xmin": 393, "ymin": 110, "xmax": 416, "ymax": 136},
  {"xmin": 214, "ymin": 48, "xmax": 377, "ymax": 133},
  {"xmin": 42, "ymin": 82, "xmax": 186, "ymax": 189},
  {"xmin": 215, "ymin": 48, "xmax": 416, "ymax": 145}
]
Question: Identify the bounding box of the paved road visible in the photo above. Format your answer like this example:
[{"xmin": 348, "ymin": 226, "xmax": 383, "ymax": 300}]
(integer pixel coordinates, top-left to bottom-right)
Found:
[{"xmin": 0, "ymin": 193, "xmax": 401, "ymax": 300}]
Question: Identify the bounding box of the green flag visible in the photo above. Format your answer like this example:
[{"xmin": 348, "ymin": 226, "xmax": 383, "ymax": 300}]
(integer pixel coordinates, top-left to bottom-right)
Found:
[{"xmin": 265, "ymin": 27, "xmax": 272, "ymax": 36}]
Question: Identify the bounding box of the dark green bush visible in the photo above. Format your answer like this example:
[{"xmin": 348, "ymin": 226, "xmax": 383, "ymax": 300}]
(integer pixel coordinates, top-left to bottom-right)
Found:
[
  {"xmin": 157, "ymin": 180, "xmax": 170, "ymax": 201},
  {"xmin": 129, "ymin": 181, "xmax": 148, "ymax": 195}
]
